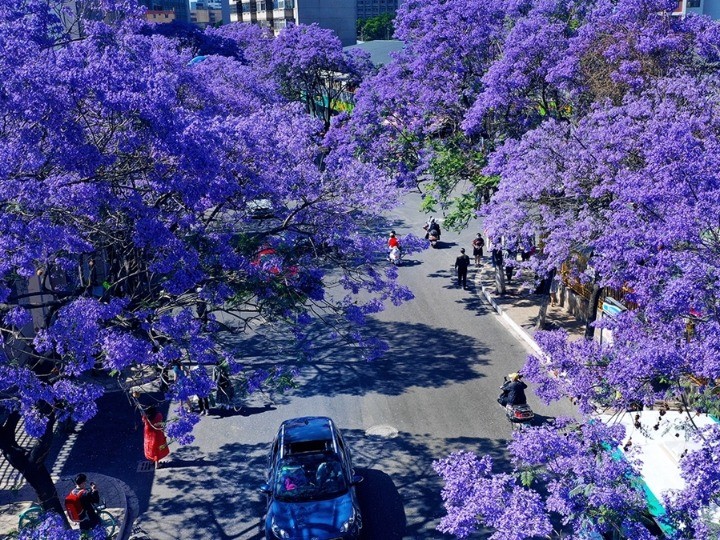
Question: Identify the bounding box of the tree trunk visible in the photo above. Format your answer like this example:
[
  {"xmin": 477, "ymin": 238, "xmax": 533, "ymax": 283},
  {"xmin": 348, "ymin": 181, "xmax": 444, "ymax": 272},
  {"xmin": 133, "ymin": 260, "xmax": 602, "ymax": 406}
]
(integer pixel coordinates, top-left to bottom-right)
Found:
[
  {"xmin": 584, "ymin": 283, "xmax": 602, "ymax": 340},
  {"xmin": 494, "ymin": 264, "xmax": 506, "ymax": 295},
  {"xmin": 536, "ymin": 295, "xmax": 549, "ymax": 331},
  {"xmin": 535, "ymin": 270, "xmax": 555, "ymax": 331},
  {"xmin": 0, "ymin": 411, "xmax": 69, "ymax": 527},
  {"xmin": 491, "ymin": 250, "xmax": 506, "ymax": 294}
]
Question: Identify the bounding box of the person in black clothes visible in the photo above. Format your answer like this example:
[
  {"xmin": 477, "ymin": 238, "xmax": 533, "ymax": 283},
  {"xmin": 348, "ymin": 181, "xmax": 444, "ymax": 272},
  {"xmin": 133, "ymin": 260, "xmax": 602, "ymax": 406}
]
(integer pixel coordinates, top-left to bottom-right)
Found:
[
  {"xmin": 472, "ymin": 233, "xmax": 485, "ymax": 267},
  {"xmin": 454, "ymin": 248, "xmax": 471, "ymax": 289},
  {"xmin": 69, "ymin": 473, "xmax": 101, "ymax": 531},
  {"xmin": 500, "ymin": 373, "xmax": 528, "ymax": 406}
]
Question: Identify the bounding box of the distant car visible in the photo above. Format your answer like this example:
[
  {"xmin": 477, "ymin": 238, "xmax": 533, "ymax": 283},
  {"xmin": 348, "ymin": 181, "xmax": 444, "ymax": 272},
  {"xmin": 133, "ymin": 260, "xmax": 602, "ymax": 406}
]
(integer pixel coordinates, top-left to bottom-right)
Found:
[
  {"xmin": 261, "ymin": 416, "xmax": 363, "ymax": 540},
  {"xmin": 247, "ymin": 198, "xmax": 275, "ymax": 219},
  {"xmin": 252, "ymin": 246, "xmax": 299, "ymax": 279}
]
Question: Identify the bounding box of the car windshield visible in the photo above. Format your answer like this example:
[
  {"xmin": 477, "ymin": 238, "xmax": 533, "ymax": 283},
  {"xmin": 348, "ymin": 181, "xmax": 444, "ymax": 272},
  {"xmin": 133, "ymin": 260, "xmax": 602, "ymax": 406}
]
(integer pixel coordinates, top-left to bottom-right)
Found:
[{"xmin": 273, "ymin": 455, "xmax": 348, "ymax": 502}]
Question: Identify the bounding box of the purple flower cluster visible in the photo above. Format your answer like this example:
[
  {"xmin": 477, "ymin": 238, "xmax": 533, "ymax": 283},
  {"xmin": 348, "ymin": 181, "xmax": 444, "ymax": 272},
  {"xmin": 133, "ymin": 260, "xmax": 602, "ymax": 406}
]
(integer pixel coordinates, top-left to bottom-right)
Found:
[
  {"xmin": 435, "ymin": 420, "xmax": 654, "ymax": 539},
  {"xmin": 0, "ymin": 0, "xmax": 418, "ymax": 510},
  {"xmin": 349, "ymin": 0, "xmax": 720, "ymax": 536}
]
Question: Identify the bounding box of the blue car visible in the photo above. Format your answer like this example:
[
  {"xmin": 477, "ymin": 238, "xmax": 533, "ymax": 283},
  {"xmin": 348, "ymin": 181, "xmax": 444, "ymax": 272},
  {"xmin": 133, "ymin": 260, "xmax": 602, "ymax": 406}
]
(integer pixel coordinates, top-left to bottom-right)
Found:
[{"xmin": 261, "ymin": 417, "xmax": 363, "ymax": 540}]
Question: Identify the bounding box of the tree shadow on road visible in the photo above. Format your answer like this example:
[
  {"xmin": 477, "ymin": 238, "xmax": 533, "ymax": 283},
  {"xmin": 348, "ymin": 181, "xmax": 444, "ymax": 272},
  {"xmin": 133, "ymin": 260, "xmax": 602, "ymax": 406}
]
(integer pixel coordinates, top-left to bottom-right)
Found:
[
  {"xmin": 128, "ymin": 428, "xmax": 512, "ymax": 539},
  {"xmin": 222, "ymin": 317, "xmax": 492, "ymax": 404}
]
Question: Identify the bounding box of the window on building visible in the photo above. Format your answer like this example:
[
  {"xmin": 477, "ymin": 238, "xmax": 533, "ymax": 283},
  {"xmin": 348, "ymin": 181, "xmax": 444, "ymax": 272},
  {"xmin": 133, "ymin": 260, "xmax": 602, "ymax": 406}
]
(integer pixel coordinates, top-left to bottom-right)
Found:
[{"xmin": 687, "ymin": 0, "xmax": 701, "ymax": 6}]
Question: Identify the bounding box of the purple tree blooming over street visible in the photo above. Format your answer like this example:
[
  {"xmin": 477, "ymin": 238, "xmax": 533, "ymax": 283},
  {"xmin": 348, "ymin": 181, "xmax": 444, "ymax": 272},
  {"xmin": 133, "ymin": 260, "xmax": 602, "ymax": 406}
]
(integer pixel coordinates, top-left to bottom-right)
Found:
[
  {"xmin": 0, "ymin": 0, "xmax": 416, "ymax": 531},
  {"xmin": 350, "ymin": 0, "xmax": 720, "ymax": 537},
  {"xmin": 269, "ymin": 23, "xmax": 373, "ymax": 130}
]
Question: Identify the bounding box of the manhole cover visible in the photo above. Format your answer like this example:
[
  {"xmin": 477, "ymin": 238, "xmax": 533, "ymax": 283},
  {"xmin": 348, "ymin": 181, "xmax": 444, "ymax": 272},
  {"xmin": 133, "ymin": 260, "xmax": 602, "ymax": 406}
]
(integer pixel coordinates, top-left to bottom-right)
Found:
[
  {"xmin": 136, "ymin": 461, "xmax": 155, "ymax": 473},
  {"xmin": 365, "ymin": 425, "xmax": 399, "ymax": 438}
]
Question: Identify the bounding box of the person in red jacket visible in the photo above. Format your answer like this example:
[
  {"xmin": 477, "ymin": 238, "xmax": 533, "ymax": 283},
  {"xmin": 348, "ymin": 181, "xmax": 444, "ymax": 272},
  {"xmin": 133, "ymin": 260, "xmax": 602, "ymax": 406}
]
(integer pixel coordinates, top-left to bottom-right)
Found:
[
  {"xmin": 65, "ymin": 473, "xmax": 100, "ymax": 531},
  {"xmin": 388, "ymin": 231, "xmax": 399, "ymax": 249}
]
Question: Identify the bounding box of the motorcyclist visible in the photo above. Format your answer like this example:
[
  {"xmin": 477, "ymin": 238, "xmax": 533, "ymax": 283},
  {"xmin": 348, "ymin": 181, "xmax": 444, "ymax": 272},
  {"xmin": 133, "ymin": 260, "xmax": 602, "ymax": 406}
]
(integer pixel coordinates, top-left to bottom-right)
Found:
[
  {"xmin": 388, "ymin": 231, "xmax": 400, "ymax": 250},
  {"xmin": 427, "ymin": 219, "xmax": 440, "ymax": 239},
  {"xmin": 499, "ymin": 373, "xmax": 527, "ymax": 406},
  {"xmin": 388, "ymin": 231, "xmax": 402, "ymax": 264}
]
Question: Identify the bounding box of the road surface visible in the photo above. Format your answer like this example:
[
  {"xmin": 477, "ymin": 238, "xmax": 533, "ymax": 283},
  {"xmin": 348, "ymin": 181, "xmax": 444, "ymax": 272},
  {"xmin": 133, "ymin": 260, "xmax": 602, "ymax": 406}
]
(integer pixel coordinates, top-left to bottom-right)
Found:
[{"xmin": 63, "ymin": 193, "xmax": 574, "ymax": 539}]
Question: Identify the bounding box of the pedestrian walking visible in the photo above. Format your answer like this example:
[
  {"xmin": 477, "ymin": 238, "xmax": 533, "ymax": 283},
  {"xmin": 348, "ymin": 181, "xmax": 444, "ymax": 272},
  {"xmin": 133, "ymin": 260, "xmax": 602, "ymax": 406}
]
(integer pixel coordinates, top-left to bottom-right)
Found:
[
  {"xmin": 142, "ymin": 406, "xmax": 170, "ymax": 469},
  {"xmin": 549, "ymin": 272, "xmax": 561, "ymax": 306},
  {"xmin": 213, "ymin": 359, "xmax": 236, "ymax": 411},
  {"xmin": 454, "ymin": 248, "xmax": 471, "ymax": 289},
  {"xmin": 197, "ymin": 393, "xmax": 211, "ymax": 416},
  {"xmin": 472, "ymin": 233, "xmax": 485, "ymax": 267},
  {"xmin": 171, "ymin": 361, "xmax": 191, "ymax": 412}
]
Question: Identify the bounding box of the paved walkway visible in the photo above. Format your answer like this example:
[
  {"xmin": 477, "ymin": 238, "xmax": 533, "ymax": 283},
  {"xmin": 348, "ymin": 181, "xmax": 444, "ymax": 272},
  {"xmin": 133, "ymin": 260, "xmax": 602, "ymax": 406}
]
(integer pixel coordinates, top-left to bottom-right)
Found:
[
  {"xmin": 475, "ymin": 260, "xmax": 586, "ymax": 353},
  {"xmin": 0, "ymin": 372, "xmax": 133, "ymax": 539}
]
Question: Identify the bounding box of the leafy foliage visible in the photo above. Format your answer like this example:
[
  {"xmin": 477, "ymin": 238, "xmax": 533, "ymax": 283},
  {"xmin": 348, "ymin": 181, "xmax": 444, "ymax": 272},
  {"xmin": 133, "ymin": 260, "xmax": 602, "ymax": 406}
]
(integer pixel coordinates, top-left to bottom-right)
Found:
[
  {"xmin": 349, "ymin": 0, "xmax": 720, "ymax": 537},
  {"xmin": 0, "ymin": 0, "xmax": 418, "ymax": 527},
  {"xmin": 357, "ymin": 13, "xmax": 395, "ymax": 41}
]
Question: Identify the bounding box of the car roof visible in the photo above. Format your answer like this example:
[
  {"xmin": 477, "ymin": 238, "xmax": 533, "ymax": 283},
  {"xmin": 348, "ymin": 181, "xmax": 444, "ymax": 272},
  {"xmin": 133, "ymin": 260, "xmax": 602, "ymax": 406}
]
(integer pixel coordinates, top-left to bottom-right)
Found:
[
  {"xmin": 279, "ymin": 417, "xmax": 337, "ymax": 457},
  {"xmin": 281, "ymin": 416, "xmax": 334, "ymax": 442}
]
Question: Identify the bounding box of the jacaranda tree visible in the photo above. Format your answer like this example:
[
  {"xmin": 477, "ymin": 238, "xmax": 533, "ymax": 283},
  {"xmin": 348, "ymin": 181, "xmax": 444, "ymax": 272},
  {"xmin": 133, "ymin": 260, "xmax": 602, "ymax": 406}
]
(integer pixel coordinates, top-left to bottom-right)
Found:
[
  {"xmin": 0, "ymin": 0, "xmax": 415, "ymax": 532},
  {"xmin": 348, "ymin": 0, "xmax": 720, "ymax": 537},
  {"xmin": 269, "ymin": 23, "xmax": 373, "ymax": 130}
]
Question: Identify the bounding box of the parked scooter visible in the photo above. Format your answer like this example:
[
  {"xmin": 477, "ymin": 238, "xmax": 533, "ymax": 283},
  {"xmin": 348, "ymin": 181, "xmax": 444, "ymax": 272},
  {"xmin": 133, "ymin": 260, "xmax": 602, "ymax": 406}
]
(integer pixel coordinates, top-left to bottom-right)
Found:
[{"xmin": 497, "ymin": 374, "xmax": 534, "ymax": 423}]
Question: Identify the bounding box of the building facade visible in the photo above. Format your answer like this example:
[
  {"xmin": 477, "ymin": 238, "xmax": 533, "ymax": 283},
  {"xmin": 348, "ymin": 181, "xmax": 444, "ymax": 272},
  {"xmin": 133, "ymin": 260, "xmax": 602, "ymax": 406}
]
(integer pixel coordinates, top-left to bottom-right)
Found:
[
  {"xmin": 675, "ymin": 0, "xmax": 720, "ymax": 18},
  {"xmin": 145, "ymin": 9, "xmax": 178, "ymax": 23},
  {"xmin": 357, "ymin": 0, "xmax": 397, "ymax": 20},
  {"xmin": 190, "ymin": 0, "xmax": 224, "ymax": 27},
  {"xmin": 229, "ymin": 0, "xmax": 356, "ymax": 46},
  {"xmin": 139, "ymin": 0, "xmax": 190, "ymax": 23}
]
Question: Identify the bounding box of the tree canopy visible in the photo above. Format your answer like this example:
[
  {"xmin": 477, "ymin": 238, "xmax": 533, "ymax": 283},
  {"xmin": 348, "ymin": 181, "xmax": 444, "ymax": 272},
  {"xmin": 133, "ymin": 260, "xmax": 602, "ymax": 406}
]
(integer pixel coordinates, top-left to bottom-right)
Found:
[
  {"xmin": 348, "ymin": 0, "xmax": 720, "ymax": 537},
  {"xmin": 0, "ymin": 1, "xmax": 416, "ymax": 533},
  {"xmin": 357, "ymin": 13, "xmax": 396, "ymax": 41}
]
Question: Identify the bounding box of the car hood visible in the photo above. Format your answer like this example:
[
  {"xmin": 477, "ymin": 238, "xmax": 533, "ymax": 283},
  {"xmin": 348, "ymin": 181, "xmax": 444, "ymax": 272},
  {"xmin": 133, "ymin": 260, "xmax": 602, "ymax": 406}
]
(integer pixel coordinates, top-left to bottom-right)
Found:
[{"xmin": 268, "ymin": 493, "xmax": 355, "ymax": 539}]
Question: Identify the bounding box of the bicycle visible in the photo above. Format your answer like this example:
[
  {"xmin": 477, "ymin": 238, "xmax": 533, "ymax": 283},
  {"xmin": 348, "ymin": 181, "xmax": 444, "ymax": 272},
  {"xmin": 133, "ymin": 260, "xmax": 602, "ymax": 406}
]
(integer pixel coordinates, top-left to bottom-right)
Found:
[{"xmin": 18, "ymin": 500, "xmax": 117, "ymax": 538}]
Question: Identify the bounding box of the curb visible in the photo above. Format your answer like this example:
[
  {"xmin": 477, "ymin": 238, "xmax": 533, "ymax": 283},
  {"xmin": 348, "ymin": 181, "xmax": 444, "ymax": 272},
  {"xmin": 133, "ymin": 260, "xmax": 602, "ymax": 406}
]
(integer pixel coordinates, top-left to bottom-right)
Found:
[
  {"xmin": 114, "ymin": 478, "xmax": 132, "ymax": 540},
  {"xmin": 476, "ymin": 273, "xmax": 545, "ymax": 357}
]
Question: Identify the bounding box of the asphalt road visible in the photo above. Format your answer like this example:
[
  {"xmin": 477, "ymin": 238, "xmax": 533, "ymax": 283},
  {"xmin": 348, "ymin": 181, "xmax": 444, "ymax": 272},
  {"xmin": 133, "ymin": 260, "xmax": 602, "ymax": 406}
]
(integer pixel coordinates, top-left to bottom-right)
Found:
[{"xmin": 64, "ymin": 193, "xmax": 574, "ymax": 540}]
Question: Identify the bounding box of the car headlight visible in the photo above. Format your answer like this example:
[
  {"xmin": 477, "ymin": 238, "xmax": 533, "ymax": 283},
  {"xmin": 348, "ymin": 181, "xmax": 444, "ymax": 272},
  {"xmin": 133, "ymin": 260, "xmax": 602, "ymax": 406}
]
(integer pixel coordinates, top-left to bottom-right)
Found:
[
  {"xmin": 271, "ymin": 517, "xmax": 290, "ymax": 539},
  {"xmin": 340, "ymin": 510, "xmax": 357, "ymax": 533}
]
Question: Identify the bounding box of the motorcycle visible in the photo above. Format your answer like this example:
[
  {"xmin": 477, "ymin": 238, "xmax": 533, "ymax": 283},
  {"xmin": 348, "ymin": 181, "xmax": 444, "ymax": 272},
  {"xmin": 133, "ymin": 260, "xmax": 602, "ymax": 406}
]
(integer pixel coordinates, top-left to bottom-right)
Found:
[
  {"xmin": 423, "ymin": 220, "xmax": 441, "ymax": 248},
  {"xmin": 498, "ymin": 376, "xmax": 534, "ymax": 423},
  {"xmin": 388, "ymin": 246, "xmax": 403, "ymax": 266}
]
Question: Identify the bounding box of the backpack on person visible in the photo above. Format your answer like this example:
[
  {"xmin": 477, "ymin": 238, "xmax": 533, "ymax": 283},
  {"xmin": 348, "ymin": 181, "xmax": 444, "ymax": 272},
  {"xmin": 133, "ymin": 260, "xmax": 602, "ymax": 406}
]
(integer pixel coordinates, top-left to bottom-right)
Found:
[{"xmin": 65, "ymin": 489, "xmax": 86, "ymax": 522}]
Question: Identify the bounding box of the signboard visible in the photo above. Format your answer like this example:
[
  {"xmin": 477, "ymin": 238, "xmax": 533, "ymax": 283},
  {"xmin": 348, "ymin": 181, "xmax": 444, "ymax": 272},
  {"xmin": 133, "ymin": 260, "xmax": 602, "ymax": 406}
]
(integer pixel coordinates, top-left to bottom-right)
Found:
[{"xmin": 602, "ymin": 296, "xmax": 627, "ymax": 318}]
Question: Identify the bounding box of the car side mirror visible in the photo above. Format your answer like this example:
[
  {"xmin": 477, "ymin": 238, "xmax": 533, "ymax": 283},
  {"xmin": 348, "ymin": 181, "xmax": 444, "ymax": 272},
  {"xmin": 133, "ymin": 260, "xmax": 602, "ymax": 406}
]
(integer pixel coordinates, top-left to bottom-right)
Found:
[
  {"xmin": 259, "ymin": 483, "xmax": 271, "ymax": 494},
  {"xmin": 351, "ymin": 475, "xmax": 363, "ymax": 485}
]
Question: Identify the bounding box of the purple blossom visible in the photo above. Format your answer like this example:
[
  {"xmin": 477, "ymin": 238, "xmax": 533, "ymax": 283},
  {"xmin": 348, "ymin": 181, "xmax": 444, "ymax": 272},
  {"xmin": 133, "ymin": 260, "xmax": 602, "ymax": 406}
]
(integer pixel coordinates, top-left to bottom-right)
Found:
[
  {"xmin": 0, "ymin": 0, "xmax": 415, "ymax": 513},
  {"xmin": 3, "ymin": 307, "xmax": 32, "ymax": 329},
  {"xmin": 433, "ymin": 452, "xmax": 551, "ymax": 539},
  {"xmin": 17, "ymin": 512, "xmax": 82, "ymax": 540}
]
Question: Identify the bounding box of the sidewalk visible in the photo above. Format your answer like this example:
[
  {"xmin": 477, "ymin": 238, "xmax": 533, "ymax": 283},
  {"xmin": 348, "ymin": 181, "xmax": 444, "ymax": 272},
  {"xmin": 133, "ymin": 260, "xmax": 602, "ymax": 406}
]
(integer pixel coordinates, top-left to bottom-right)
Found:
[
  {"xmin": 0, "ymin": 472, "xmax": 130, "ymax": 539},
  {"xmin": 0, "ymin": 371, "xmax": 134, "ymax": 539},
  {"xmin": 475, "ymin": 261, "xmax": 586, "ymax": 354}
]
